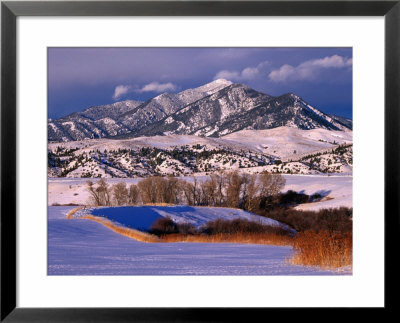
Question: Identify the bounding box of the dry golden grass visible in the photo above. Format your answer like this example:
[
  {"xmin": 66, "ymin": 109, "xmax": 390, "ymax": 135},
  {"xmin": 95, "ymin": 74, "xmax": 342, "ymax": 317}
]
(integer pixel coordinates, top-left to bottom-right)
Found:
[
  {"xmin": 77, "ymin": 214, "xmax": 160, "ymax": 243},
  {"xmin": 65, "ymin": 206, "xmax": 84, "ymax": 219},
  {"xmin": 290, "ymin": 230, "xmax": 352, "ymax": 268},
  {"xmin": 142, "ymin": 203, "xmax": 176, "ymax": 206},
  {"xmin": 142, "ymin": 203, "xmax": 243, "ymax": 210},
  {"xmin": 160, "ymin": 232, "xmax": 292, "ymax": 246}
]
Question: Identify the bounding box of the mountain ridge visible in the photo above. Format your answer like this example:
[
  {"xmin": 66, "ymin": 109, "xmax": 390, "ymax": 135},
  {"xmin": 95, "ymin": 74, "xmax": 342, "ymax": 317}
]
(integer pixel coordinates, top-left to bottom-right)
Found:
[{"xmin": 48, "ymin": 79, "xmax": 352, "ymax": 142}]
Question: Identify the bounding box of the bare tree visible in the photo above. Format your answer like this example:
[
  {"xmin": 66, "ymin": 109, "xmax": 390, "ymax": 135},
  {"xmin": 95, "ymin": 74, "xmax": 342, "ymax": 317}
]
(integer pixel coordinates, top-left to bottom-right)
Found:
[
  {"xmin": 240, "ymin": 173, "xmax": 251, "ymax": 208},
  {"xmin": 153, "ymin": 177, "xmax": 167, "ymax": 204},
  {"xmin": 199, "ymin": 177, "xmax": 217, "ymax": 206},
  {"xmin": 128, "ymin": 184, "xmax": 140, "ymax": 205},
  {"xmin": 138, "ymin": 177, "xmax": 157, "ymax": 204},
  {"xmin": 87, "ymin": 180, "xmax": 101, "ymax": 206},
  {"xmin": 136, "ymin": 176, "xmax": 183, "ymax": 205},
  {"xmin": 210, "ymin": 172, "xmax": 225, "ymax": 206},
  {"xmin": 259, "ymin": 171, "xmax": 286, "ymax": 197},
  {"xmin": 165, "ymin": 176, "xmax": 181, "ymax": 204},
  {"xmin": 96, "ymin": 178, "xmax": 111, "ymax": 206},
  {"xmin": 112, "ymin": 182, "xmax": 128, "ymax": 206},
  {"xmin": 86, "ymin": 179, "xmax": 111, "ymax": 206},
  {"xmin": 182, "ymin": 177, "xmax": 200, "ymax": 206},
  {"xmin": 244, "ymin": 175, "xmax": 260, "ymax": 212},
  {"xmin": 225, "ymin": 171, "xmax": 243, "ymax": 208}
]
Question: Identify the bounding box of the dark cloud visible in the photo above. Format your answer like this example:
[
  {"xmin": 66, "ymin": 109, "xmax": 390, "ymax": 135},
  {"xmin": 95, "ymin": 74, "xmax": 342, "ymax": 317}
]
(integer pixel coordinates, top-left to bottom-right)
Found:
[{"xmin": 48, "ymin": 47, "xmax": 352, "ymax": 119}]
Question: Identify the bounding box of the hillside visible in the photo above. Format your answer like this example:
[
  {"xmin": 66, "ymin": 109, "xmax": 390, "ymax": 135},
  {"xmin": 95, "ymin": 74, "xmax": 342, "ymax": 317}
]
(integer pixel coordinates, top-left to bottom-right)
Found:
[{"xmin": 48, "ymin": 127, "xmax": 352, "ymax": 178}]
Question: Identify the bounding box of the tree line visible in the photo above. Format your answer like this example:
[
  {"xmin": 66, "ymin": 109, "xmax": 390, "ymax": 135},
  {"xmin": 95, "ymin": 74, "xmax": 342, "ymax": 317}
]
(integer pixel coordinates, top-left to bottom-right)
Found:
[{"xmin": 86, "ymin": 171, "xmax": 286, "ymax": 212}]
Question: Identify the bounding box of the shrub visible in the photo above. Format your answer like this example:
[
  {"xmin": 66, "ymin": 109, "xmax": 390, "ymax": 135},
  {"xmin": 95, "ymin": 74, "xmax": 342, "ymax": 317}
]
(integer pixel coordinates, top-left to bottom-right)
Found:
[
  {"xmin": 150, "ymin": 217, "xmax": 178, "ymax": 236},
  {"xmin": 201, "ymin": 218, "xmax": 290, "ymax": 236},
  {"xmin": 279, "ymin": 190, "xmax": 309, "ymax": 205},
  {"xmin": 309, "ymin": 193, "xmax": 322, "ymax": 202},
  {"xmin": 257, "ymin": 207, "xmax": 352, "ymax": 233},
  {"xmin": 176, "ymin": 222, "xmax": 197, "ymax": 235}
]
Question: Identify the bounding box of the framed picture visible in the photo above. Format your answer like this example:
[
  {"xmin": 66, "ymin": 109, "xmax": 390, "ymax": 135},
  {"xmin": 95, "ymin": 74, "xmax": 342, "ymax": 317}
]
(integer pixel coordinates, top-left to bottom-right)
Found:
[{"xmin": 1, "ymin": 0, "xmax": 399, "ymax": 320}]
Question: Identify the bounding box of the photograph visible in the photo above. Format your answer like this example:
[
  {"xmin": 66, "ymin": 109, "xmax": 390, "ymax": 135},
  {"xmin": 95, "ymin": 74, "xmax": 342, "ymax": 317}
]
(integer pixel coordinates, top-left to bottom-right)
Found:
[{"xmin": 47, "ymin": 47, "xmax": 353, "ymax": 276}]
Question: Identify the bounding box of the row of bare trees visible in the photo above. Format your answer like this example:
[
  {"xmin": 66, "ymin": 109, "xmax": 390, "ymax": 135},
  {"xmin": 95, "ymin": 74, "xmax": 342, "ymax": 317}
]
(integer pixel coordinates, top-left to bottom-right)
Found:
[
  {"xmin": 87, "ymin": 179, "xmax": 140, "ymax": 207},
  {"xmin": 86, "ymin": 171, "xmax": 286, "ymax": 211}
]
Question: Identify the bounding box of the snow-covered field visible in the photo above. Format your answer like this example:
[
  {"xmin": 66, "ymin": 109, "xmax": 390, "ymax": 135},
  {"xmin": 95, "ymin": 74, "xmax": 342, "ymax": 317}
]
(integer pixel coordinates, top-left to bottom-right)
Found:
[
  {"xmin": 73, "ymin": 205, "xmax": 294, "ymax": 233},
  {"xmin": 48, "ymin": 174, "xmax": 352, "ymax": 211},
  {"xmin": 48, "ymin": 206, "xmax": 347, "ymax": 275},
  {"xmin": 284, "ymin": 175, "xmax": 352, "ymax": 211},
  {"xmin": 221, "ymin": 127, "xmax": 352, "ymax": 160}
]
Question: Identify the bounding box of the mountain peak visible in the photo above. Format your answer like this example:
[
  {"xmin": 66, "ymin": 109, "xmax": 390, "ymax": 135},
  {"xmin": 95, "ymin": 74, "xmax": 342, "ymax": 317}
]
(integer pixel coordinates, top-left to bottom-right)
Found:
[
  {"xmin": 281, "ymin": 92, "xmax": 300, "ymax": 100},
  {"xmin": 189, "ymin": 79, "xmax": 233, "ymax": 95}
]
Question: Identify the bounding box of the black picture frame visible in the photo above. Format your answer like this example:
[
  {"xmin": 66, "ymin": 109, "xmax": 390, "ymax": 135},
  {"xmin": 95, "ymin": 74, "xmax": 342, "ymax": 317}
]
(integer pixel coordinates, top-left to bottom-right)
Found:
[{"xmin": 1, "ymin": 1, "xmax": 399, "ymax": 321}]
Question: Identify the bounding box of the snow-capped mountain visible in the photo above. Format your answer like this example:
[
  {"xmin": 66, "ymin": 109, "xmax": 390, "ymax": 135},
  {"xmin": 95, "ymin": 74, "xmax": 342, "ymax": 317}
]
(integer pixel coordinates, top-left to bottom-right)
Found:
[
  {"xmin": 48, "ymin": 79, "xmax": 352, "ymax": 142},
  {"xmin": 48, "ymin": 79, "xmax": 234, "ymax": 142},
  {"xmin": 133, "ymin": 91, "xmax": 351, "ymax": 138},
  {"xmin": 48, "ymin": 100, "xmax": 142, "ymax": 142},
  {"xmin": 130, "ymin": 83, "xmax": 272, "ymax": 137},
  {"xmin": 177, "ymin": 78, "xmax": 233, "ymax": 103}
]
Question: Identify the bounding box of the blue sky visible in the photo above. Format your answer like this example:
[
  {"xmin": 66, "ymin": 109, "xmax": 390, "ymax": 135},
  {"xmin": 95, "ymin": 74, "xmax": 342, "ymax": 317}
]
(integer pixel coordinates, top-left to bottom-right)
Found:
[{"xmin": 48, "ymin": 47, "xmax": 352, "ymax": 119}]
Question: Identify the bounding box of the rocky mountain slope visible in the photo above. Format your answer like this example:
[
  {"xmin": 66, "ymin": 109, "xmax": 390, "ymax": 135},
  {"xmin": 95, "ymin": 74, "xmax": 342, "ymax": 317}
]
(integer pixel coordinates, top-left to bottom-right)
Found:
[
  {"xmin": 48, "ymin": 79, "xmax": 233, "ymax": 142},
  {"xmin": 133, "ymin": 91, "xmax": 351, "ymax": 138},
  {"xmin": 48, "ymin": 79, "xmax": 352, "ymax": 142},
  {"xmin": 48, "ymin": 100, "xmax": 142, "ymax": 142}
]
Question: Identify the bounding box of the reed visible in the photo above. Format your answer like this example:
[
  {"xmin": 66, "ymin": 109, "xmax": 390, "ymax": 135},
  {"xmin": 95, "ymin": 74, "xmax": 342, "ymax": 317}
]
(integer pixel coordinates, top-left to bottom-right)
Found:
[
  {"xmin": 160, "ymin": 232, "xmax": 292, "ymax": 246},
  {"xmin": 290, "ymin": 230, "xmax": 352, "ymax": 268}
]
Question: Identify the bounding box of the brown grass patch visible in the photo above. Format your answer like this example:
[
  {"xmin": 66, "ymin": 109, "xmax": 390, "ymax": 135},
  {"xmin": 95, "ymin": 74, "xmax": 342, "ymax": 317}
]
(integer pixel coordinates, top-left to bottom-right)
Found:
[
  {"xmin": 290, "ymin": 230, "xmax": 352, "ymax": 268},
  {"xmin": 160, "ymin": 232, "xmax": 292, "ymax": 246}
]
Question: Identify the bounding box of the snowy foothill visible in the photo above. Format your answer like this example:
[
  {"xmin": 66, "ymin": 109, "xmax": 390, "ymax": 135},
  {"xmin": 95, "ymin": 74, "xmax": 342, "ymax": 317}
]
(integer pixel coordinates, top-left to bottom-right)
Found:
[
  {"xmin": 221, "ymin": 127, "xmax": 352, "ymax": 160},
  {"xmin": 48, "ymin": 127, "xmax": 352, "ymax": 179},
  {"xmin": 48, "ymin": 206, "xmax": 348, "ymax": 275},
  {"xmin": 48, "ymin": 126, "xmax": 352, "ymax": 162}
]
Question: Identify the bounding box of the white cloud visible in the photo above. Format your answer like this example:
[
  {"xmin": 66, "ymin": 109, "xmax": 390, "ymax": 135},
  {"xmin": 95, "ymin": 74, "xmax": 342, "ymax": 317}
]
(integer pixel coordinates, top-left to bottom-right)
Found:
[
  {"xmin": 269, "ymin": 55, "xmax": 352, "ymax": 82},
  {"xmin": 112, "ymin": 85, "xmax": 131, "ymax": 100},
  {"xmin": 213, "ymin": 61, "xmax": 269, "ymax": 82},
  {"xmin": 136, "ymin": 82, "xmax": 177, "ymax": 93},
  {"xmin": 214, "ymin": 70, "xmax": 241, "ymax": 81}
]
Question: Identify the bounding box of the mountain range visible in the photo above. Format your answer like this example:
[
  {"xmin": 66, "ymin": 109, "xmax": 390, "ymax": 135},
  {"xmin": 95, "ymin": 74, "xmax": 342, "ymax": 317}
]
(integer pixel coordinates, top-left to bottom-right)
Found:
[{"xmin": 48, "ymin": 79, "xmax": 352, "ymax": 142}]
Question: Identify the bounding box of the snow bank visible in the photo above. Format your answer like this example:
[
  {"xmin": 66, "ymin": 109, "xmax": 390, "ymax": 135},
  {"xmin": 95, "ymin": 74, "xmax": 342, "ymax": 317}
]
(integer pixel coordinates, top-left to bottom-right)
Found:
[
  {"xmin": 74, "ymin": 205, "xmax": 294, "ymax": 233},
  {"xmin": 283, "ymin": 175, "xmax": 352, "ymax": 211}
]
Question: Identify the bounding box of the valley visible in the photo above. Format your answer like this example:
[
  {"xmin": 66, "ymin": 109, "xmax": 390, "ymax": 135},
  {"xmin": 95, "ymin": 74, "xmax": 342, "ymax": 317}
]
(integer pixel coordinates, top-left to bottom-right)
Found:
[{"xmin": 47, "ymin": 76, "xmax": 353, "ymax": 275}]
